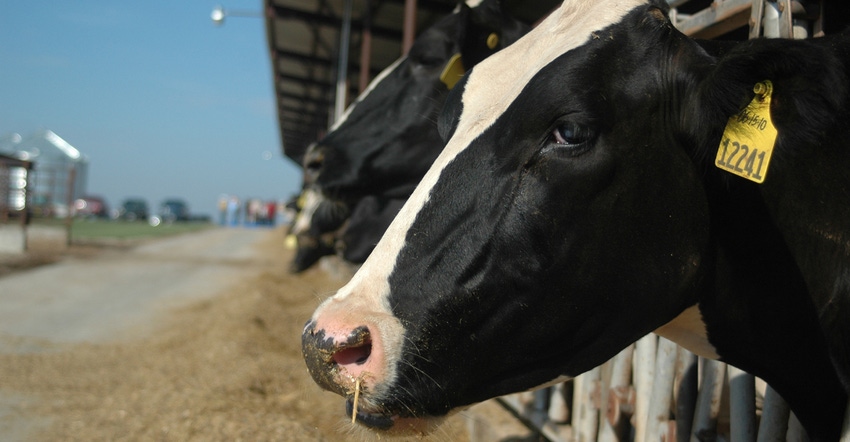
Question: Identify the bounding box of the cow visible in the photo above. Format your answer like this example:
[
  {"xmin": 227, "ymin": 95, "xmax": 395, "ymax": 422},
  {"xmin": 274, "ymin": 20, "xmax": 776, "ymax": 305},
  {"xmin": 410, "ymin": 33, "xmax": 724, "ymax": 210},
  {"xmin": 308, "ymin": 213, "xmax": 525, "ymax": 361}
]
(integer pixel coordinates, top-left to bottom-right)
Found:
[
  {"xmin": 301, "ymin": 0, "xmax": 850, "ymax": 439},
  {"xmin": 288, "ymin": 190, "xmax": 404, "ymax": 273},
  {"xmin": 288, "ymin": 0, "xmax": 530, "ymax": 273}
]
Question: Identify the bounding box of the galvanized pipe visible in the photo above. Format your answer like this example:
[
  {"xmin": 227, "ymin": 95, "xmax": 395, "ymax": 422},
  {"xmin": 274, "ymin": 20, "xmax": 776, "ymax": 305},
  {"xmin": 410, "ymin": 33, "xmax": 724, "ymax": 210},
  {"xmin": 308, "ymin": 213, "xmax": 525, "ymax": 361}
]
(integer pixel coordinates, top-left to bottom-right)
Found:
[
  {"xmin": 633, "ymin": 334, "xmax": 657, "ymax": 442},
  {"xmin": 598, "ymin": 345, "xmax": 634, "ymax": 442},
  {"xmin": 334, "ymin": 0, "xmax": 353, "ymax": 123},
  {"xmin": 689, "ymin": 359, "xmax": 726, "ymax": 442},
  {"xmin": 644, "ymin": 338, "xmax": 678, "ymax": 442},
  {"xmin": 674, "ymin": 350, "xmax": 698, "ymax": 442},
  {"xmin": 757, "ymin": 385, "xmax": 790, "ymax": 441},
  {"xmin": 573, "ymin": 366, "xmax": 601, "ymax": 442},
  {"xmin": 727, "ymin": 365, "xmax": 756, "ymax": 442}
]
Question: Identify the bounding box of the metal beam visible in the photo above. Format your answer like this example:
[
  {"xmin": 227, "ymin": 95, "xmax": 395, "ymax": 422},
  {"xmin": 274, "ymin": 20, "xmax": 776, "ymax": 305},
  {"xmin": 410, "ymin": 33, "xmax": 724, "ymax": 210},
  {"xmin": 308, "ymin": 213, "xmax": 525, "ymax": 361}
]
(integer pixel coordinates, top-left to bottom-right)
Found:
[
  {"xmin": 383, "ymin": 0, "xmax": 454, "ymax": 14},
  {"xmin": 278, "ymin": 90, "xmax": 333, "ymax": 107},
  {"xmin": 275, "ymin": 48, "xmax": 333, "ymax": 67},
  {"xmin": 276, "ymin": 72, "xmax": 360, "ymax": 96},
  {"xmin": 672, "ymin": 0, "xmax": 752, "ymax": 39},
  {"xmin": 269, "ymin": 4, "xmax": 403, "ymax": 41},
  {"xmin": 279, "ymin": 105, "xmax": 329, "ymax": 120},
  {"xmin": 275, "ymin": 49, "xmax": 386, "ymax": 78}
]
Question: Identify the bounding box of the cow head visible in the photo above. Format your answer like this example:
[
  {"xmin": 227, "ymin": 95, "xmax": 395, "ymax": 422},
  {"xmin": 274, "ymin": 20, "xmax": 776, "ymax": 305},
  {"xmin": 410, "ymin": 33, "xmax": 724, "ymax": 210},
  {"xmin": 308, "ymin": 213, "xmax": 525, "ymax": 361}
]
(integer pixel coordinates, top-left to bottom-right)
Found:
[
  {"xmin": 287, "ymin": 188, "xmax": 344, "ymax": 273},
  {"xmin": 302, "ymin": 0, "xmax": 847, "ymax": 436},
  {"xmin": 288, "ymin": 0, "xmax": 529, "ymax": 273}
]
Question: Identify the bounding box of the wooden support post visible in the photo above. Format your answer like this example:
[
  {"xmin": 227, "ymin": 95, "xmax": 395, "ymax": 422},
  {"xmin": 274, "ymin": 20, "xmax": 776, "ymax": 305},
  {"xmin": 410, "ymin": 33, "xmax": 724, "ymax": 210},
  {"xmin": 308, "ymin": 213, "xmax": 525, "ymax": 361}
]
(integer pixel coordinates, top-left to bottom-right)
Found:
[
  {"xmin": 358, "ymin": 0, "xmax": 372, "ymax": 93},
  {"xmin": 402, "ymin": 0, "xmax": 416, "ymax": 55}
]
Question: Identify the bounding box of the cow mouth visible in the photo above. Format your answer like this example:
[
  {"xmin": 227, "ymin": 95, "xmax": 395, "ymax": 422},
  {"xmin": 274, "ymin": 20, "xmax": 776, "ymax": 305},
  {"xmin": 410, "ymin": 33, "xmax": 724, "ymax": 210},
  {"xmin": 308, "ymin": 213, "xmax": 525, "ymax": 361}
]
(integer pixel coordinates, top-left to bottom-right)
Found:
[
  {"xmin": 345, "ymin": 398, "xmax": 395, "ymax": 430},
  {"xmin": 343, "ymin": 397, "xmax": 444, "ymax": 436}
]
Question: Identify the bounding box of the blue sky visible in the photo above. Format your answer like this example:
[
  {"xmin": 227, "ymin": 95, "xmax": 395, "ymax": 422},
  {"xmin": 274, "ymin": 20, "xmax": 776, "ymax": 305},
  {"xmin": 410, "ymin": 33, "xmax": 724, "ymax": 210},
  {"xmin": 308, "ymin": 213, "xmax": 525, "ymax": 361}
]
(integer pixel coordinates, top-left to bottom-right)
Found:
[{"xmin": 0, "ymin": 0, "xmax": 302, "ymax": 218}]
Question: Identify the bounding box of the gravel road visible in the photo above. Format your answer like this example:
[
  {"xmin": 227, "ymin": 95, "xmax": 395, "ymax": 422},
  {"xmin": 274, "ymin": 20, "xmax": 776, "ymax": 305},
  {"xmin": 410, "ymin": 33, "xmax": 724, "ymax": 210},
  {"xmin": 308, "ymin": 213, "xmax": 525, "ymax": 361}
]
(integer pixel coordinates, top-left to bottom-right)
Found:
[
  {"xmin": 0, "ymin": 227, "xmax": 281, "ymax": 440},
  {"xmin": 0, "ymin": 227, "xmax": 272, "ymax": 350},
  {"xmin": 0, "ymin": 226, "xmax": 525, "ymax": 441}
]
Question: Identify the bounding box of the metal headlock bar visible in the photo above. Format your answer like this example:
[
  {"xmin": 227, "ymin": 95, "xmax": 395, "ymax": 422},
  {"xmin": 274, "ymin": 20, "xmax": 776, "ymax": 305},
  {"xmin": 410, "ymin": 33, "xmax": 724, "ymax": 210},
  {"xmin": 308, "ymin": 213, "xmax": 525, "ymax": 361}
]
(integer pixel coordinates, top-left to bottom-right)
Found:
[{"xmin": 669, "ymin": 0, "xmax": 822, "ymax": 40}]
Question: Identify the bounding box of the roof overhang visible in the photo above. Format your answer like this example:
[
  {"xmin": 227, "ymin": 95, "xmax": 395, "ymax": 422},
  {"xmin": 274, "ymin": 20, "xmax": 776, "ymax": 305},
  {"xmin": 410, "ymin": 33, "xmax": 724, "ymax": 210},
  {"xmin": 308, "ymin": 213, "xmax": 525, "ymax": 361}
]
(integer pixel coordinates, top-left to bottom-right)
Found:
[{"xmin": 263, "ymin": 0, "xmax": 560, "ymax": 165}]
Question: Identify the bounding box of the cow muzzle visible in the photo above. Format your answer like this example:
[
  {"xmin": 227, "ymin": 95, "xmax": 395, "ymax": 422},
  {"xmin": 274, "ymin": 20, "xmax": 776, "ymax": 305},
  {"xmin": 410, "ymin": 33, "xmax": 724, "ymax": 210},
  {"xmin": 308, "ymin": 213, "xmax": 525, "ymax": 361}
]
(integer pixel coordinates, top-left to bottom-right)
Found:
[
  {"xmin": 301, "ymin": 301, "xmax": 443, "ymax": 434},
  {"xmin": 301, "ymin": 321, "xmax": 375, "ymax": 397},
  {"xmin": 301, "ymin": 313, "xmax": 399, "ymax": 431}
]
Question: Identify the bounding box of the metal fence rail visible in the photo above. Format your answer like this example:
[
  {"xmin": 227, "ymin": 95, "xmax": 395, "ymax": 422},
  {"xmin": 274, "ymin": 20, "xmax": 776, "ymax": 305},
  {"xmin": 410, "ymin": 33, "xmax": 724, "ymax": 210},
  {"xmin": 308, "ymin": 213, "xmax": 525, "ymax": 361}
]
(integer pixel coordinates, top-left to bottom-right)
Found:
[{"xmin": 497, "ymin": 334, "xmax": 849, "ymax": 442}]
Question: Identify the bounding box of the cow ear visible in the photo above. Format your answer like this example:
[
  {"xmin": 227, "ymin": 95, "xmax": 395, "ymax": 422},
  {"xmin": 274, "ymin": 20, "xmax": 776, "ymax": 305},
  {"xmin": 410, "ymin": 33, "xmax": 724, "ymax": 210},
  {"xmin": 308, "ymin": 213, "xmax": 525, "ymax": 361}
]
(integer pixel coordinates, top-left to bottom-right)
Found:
[
  {"xmin": 456, "ymin": 0, "xmax": 527, "ymax": 68},
  {"xmin": 682, "ymin": 37, "xmax": 846, "ymax": 157}
]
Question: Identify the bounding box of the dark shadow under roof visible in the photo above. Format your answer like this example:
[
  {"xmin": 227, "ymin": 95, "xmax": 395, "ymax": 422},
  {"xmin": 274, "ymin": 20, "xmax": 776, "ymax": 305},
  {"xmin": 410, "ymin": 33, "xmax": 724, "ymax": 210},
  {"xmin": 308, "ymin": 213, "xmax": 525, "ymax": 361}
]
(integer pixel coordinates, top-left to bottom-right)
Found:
[{"xmin": 263, "ymin": 0, "xmax": 561, "ymax": 165}]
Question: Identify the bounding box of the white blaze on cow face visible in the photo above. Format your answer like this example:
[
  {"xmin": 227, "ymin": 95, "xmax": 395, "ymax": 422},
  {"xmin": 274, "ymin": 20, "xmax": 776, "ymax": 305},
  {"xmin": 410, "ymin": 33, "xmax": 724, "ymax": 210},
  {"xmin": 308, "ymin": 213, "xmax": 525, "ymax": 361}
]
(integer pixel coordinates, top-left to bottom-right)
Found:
[{"xmin": 331, "ymin": 0, "xmax": 649, "ymax": 303}]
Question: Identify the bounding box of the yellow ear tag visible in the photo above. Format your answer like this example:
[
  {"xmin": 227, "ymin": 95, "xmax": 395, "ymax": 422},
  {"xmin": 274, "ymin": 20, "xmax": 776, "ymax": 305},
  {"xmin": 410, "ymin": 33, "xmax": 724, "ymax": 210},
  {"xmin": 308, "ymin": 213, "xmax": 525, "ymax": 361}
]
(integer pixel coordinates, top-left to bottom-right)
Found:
[
  {"xmin": 715, "ymin": 80, "xmax": 778, "ymax": 183},
  {"xmin": 486, "ymin": 33, "xmax": 499, "ymax": 49},
  {"xmin": 439, "ymin": 53, "xmax": 465, "ymax": 90}
]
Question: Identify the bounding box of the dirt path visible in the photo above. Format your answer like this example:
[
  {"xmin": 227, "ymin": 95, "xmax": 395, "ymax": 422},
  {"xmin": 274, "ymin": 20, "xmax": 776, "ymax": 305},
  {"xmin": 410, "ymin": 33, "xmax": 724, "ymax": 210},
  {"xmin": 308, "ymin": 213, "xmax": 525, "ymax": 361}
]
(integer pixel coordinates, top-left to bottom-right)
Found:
[
  {"xmin": 0, "ymin": 227, "xmax": 485, "ymax": 441},
  {"xmin": 0, "ymin": 228, "xmax": 275, "ymax": 349}
]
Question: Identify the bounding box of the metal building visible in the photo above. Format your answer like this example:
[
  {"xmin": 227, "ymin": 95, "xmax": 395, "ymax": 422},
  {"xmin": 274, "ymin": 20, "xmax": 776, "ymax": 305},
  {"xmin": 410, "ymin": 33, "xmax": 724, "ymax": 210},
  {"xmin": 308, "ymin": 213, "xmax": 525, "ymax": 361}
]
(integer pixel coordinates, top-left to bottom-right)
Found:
[{"xmin": 0, "ymin": 130, "xmax": 88, "ymax": 217}]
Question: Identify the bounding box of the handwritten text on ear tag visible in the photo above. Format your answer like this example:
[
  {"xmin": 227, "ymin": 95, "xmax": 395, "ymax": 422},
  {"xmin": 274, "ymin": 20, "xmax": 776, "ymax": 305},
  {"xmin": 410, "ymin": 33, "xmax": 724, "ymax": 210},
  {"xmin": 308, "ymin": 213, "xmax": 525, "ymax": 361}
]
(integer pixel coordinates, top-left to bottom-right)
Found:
[{"xmin": 715, "ymin": 80, "xmax": 778, "ymax": 183}]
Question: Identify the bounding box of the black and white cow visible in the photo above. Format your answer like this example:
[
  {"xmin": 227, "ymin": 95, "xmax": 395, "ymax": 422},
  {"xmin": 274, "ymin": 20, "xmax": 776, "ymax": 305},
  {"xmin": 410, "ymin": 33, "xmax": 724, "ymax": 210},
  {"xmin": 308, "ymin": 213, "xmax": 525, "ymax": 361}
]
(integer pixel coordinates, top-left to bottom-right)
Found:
[
  {"xmin": 288, "ymin": 0, "xmax": 529, "ymax": 273},
  {"xmin": 302, "ymin": 0, "xmax": 850, "ymax": 439}
]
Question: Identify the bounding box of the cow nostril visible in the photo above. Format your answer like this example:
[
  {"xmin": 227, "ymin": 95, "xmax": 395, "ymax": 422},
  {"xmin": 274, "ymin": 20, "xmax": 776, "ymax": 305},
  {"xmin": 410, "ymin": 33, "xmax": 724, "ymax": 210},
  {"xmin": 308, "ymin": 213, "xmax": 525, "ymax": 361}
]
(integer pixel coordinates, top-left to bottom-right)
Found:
[
  {"xmin": 333, "ymin": 340, "xmax": 372, "ymax": 366},
  {"xmin": 302, "ymin": 323, "xmax": 375, "ymax": 394}
]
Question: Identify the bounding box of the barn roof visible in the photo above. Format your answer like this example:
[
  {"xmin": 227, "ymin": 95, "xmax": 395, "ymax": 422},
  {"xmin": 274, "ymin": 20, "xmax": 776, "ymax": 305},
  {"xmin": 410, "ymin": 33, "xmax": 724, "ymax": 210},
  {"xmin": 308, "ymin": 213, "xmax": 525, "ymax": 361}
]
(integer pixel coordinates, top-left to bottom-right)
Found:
[
  {"xmin": 262, "ymin": 0, "xmax": 561, "ymax": 165},
  {"xmin": 0, "ymin": 130, "xmax": 87, "ymax": 165}
]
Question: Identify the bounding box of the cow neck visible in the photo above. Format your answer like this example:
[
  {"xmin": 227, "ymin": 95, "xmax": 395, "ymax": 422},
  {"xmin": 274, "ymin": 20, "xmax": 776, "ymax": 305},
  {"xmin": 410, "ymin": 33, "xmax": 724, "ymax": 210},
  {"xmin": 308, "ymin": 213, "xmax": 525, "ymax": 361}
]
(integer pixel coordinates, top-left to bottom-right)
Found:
[
  {"xmin": 677, "ymin": 35, "xmax": 850, "ymax": 431},
  {"xmin": 695, "ymin": 163, "xmax": 848, "ymax": 438}
]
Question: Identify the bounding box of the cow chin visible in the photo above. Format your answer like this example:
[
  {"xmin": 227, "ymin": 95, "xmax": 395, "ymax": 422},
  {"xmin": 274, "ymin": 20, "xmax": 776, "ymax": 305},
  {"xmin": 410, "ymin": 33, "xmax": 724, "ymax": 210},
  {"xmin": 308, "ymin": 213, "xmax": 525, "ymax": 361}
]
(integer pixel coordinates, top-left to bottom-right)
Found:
[{"xmin": 344, "ymin": 400, "xmax": 448, "ymax": 438}]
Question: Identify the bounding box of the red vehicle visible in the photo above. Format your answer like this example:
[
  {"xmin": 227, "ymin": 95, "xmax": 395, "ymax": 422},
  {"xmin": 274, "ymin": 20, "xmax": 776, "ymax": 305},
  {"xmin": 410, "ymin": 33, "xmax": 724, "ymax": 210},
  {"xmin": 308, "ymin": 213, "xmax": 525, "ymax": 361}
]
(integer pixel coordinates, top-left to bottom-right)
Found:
[{"xmin": 73, "ymin": 195, "xmax": 109, "ymax": 218}]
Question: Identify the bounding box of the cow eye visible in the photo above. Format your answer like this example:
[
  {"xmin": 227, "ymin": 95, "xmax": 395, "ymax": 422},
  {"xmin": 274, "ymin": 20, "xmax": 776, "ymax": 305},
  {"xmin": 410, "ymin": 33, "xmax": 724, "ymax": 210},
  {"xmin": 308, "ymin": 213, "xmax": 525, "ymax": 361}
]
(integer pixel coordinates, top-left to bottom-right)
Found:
[
  {"xmin": 552, "ymin": 121, "xmax": 593, "ymax": 146},
  {"xmin": 548, "ymin": 121, "xmax": 595, "ymax": 156}
]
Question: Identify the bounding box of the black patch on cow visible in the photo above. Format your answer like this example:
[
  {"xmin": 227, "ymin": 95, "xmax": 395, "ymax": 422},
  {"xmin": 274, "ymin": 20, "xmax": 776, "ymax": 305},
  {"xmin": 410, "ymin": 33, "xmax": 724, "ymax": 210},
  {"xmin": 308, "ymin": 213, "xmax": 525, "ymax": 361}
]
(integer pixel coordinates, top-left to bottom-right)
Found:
[
  {"xmin": 438, "ymin": 74, "xmax": 466, "ymax": 142},
  {"xmin": 338, "ymin": 196, "xmax": 404, "ymax": 264},
  {"xmin": 377, "ymin": 3, "xmax": 850, "ymax": 438}
]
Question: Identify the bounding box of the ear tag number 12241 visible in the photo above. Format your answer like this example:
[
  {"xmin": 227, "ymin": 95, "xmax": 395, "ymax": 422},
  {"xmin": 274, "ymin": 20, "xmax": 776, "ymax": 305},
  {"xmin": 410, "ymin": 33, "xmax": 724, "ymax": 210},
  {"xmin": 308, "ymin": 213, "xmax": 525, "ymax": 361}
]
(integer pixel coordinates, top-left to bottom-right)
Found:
[{"xmin": 715, "ymin": 80, "xmax": 778, "ymax": 183}]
